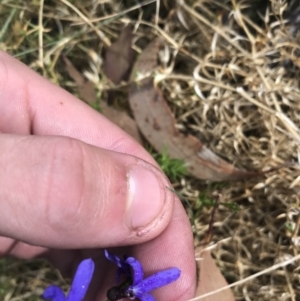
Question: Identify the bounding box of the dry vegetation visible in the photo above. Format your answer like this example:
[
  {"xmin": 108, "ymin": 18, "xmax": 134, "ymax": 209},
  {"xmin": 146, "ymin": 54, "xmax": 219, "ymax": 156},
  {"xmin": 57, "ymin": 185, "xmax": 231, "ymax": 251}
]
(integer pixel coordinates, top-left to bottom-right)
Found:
[{"xmin": 1, "ymin": 0, "xmax": 300, "ymax": 300}]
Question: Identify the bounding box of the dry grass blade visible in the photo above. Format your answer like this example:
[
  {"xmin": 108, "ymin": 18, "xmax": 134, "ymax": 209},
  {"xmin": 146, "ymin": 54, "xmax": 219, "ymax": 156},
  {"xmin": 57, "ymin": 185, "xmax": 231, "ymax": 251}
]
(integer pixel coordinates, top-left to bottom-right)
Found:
[{"xmin": 59, "ymin": 0, "xmax": 111, "ymax": 46}]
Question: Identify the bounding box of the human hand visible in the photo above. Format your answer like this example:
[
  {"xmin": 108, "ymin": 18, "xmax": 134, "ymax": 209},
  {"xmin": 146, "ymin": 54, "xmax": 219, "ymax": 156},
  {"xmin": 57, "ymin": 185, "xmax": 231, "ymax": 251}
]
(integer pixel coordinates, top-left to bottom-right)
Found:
[{"xmin": 0, "ymin": 51, "xmax": 196, "ymax": 301}]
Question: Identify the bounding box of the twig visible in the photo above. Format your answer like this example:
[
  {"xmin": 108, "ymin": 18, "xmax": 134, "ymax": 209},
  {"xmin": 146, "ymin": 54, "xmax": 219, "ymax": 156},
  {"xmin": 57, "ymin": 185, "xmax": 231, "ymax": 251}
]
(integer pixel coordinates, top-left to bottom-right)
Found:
[{"xmin": 38, "ymin": 0, "xmax": 45, "ymax": 68}]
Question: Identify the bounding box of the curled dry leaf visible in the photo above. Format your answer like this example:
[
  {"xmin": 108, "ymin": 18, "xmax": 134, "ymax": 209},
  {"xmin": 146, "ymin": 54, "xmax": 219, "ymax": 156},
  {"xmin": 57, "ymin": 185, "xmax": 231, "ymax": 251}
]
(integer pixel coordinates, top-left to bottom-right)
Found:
[
  {"xmin": 128, "ymin": 39, "xmax": 260, "ymax": 181},
  {"xmin": 104, "ymin": 24, "xmax": 136, "ymax": 84},
  {"xmin": 62, "ymin": 54, "xmax": 142, "ymax": 143}
]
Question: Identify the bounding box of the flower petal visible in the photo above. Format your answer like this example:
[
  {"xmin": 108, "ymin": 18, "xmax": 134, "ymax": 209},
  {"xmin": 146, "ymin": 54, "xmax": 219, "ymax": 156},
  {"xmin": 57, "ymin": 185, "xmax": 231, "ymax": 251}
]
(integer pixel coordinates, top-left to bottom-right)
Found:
[
  {"xmin": 125, "ymin": 257, "xmax": 144, "ymax": 285},
  {"xmin": 67, "ymin": 258, "xmax": 95, "ymax": 301},
  {"xmin": 104, "ymin": 249, "xmax": 131, "ymax": 283},
  {"xmin": 43, "ymin": 285, "xmax": 66, "ymax": 301},
  {"xmin": 104, "ymin": 249, "xmax": 123, "ymax": 267},
  {"xmin": 138, "ymin": 293, "xmax": 155, "ymax": 301},
  {"xmin": 132, "ymin": 267, "xmax": 181, "ymax": 295}
]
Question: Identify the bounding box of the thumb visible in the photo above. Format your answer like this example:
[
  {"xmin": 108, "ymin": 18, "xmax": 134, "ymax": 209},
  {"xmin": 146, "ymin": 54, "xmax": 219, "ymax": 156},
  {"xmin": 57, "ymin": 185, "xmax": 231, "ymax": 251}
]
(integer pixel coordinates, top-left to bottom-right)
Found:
[{"xmin": 0, "ymin": 134, "xmax": 174, "ymax": 248}]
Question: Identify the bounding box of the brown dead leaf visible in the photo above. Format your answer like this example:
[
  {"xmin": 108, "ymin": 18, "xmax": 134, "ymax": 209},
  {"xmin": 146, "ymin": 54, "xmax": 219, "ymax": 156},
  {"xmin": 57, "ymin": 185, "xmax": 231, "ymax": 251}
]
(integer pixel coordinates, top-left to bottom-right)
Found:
[
  {"xmin": 104, "ymin": 24, "xmax": 136, "ymax": 84},
  {"xmin": 62, "ymin": 54, "xmax": 142, "ymax": 143},
  {"xmin": 195, "ymin": 246, "xmax": 235, "ymax": 301},
  {"xmin": 195, "ymin": 197, "xmax": 235, "ymax": 301},
  {"xmin": 62, "ymin": 54, "xmax": 97, "ymax": 104},
  {"xmin": 100, "ymin": 103, "xmax": 142, "ymax": 144},
  {"xmin": 128, "ymin": 39, "xmax": 261, "ymax": 181}
]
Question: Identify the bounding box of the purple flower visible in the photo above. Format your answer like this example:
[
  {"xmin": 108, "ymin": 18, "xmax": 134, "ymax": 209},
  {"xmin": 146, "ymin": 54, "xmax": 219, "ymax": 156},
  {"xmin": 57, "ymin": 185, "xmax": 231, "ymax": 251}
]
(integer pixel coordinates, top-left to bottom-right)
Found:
[
  {"xmin": 104, "ymin": 249, "xmax": 131, "ymax": 283},
  {"xmin": 105, "ymin": 250, "xmax": 181, "ymax": 301},
  {"xmin": 43, "ymin": 258, "xmax": 95, "ymax": 301}
]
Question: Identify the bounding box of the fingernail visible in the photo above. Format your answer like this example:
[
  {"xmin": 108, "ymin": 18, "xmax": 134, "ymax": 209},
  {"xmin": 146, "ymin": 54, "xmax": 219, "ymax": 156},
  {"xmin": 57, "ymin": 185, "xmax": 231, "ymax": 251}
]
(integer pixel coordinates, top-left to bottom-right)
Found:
[{"xmin": 126, "ymin": 165, "xmax": 165, "ymax": 229}]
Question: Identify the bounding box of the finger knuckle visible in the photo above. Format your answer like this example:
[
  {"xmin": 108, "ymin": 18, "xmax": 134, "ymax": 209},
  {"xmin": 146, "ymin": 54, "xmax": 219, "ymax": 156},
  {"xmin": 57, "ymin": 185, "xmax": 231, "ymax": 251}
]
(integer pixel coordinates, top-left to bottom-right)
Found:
[{"xmin": 41, "ymin": 137, "xmax": 87, "ymax": 231}]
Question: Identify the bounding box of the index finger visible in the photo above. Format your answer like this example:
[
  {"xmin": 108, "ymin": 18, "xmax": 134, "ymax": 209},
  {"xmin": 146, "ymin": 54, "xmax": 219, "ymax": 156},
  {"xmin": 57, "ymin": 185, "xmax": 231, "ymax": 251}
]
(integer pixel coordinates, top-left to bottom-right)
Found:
[{"xmin": 0, "ymin": 51, "xmax": 152, "ymax": 162}]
